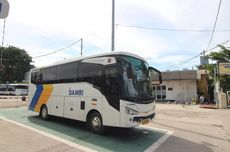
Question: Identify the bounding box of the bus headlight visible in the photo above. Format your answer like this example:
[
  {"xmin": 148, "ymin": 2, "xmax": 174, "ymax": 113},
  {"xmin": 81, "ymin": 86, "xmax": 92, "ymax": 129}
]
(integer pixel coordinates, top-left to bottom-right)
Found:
[{"xmin": 125, "ymin": 107, "xmax": 138, "ymax": 115}]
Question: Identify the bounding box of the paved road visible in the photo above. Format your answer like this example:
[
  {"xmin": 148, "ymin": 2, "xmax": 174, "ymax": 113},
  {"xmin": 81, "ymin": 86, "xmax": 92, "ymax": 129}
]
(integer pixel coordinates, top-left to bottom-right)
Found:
[
  {"xmin": 0, "ymin": 100, "xmax": 166, "ymax": 152},
  {"xmin": 0, "ymin": 98, "xmax": 230, "ymax": 152},
  {"xmin": 0, "ymin": 97, "xmax": 27, "ymax": 108},
  {"xmin": 148, "ymin": 104, "xmax": 230, "ymax": 152},
  {"xmin": 0, "ymin": 119, "xmax": 85, "ymax": 152}
]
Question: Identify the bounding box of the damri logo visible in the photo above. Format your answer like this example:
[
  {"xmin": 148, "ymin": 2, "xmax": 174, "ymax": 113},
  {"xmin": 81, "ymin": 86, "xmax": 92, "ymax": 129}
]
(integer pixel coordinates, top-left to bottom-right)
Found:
[{"xmin": 68, "ymin": 88, "xmax": 84, "ymax": 96}]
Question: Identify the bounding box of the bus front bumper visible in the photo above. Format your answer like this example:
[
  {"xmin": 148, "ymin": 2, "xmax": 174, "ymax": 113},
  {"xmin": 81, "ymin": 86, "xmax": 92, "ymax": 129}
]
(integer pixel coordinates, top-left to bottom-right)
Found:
[
  {"xmin": 124, "ymin": 111, "xmax": 156, "ymax": 127},
  {"xmin": 133, "ymin": 112, "xmax": 155, "ymax": 124}
]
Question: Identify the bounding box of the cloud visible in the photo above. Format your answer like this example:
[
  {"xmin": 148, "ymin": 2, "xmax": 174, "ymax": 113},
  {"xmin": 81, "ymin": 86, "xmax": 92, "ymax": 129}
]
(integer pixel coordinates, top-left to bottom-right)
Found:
[{"xmin": 3, "ymin": 0, "xmax": 230, "ymax": 70}]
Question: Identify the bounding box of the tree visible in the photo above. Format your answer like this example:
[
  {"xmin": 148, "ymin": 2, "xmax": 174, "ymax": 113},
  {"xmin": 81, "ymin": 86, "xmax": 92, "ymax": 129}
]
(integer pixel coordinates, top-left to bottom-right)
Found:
[
  {"xmin": 209, "ymin": 45, "xmax": 230, "ymax": 92},
  {"xmin": 197, "ymin": 45, "xmax": 230, "ymax": 102},
  {"xmin": 206, "ymin": 45, "xmax": 230, "ymax": 92},
  {"xmin": 0, "ymin": 46, "xmax": 34, "ymax": 83}
]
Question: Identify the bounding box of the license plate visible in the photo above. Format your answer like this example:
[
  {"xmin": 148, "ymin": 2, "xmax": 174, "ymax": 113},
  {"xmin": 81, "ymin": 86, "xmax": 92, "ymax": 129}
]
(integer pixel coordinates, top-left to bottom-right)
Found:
[{"xmin": 141, "ymin": 119, "xmax": 150, "ymax": 125}]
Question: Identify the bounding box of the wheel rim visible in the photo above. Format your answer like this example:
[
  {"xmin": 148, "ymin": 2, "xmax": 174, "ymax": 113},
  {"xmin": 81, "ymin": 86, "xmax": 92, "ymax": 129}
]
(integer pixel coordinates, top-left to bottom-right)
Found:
[
  {"xmin": 42, "ymin": 107, "xmax": 47, "ymax": 118},
  {"xmin": 92, "ymin": 116, "xmax": 101, "ymax": 129}
]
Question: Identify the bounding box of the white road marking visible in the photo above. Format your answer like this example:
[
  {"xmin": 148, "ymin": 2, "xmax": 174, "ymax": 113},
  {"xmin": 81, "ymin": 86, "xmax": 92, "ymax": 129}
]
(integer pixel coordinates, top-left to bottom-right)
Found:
[
  {"xmin": 142, "ymin": 125, "xmax": 174, "ymax": 152},
  {"xmin": 0, "ymin": 116, "xmax": 97, "ymax": 152},
  {"xmin": 0, "ymin": 115, "xmax": 172, "ymax": 152}
]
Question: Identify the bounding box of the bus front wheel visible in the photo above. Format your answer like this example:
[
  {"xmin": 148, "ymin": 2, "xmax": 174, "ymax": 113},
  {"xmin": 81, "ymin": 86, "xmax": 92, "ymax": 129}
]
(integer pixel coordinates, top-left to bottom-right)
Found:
[
  {"xmin": 89, "ymin": 112, "xmax": 104, "ymax": 134},
  {"xmin": 40, "ymin": 105, "xmax": 49, "ymax": 120}
]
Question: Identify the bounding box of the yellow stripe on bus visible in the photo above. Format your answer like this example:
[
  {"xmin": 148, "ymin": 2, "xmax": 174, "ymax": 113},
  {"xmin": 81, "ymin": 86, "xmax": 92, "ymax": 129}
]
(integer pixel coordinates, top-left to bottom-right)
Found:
[{"xmin": 34, "ymin": 84, "xmax": 53, "ymax": 112}]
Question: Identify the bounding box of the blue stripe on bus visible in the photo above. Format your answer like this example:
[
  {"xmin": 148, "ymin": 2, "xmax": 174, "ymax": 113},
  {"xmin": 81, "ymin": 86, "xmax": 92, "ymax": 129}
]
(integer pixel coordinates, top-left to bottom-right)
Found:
[{"xmin": 29, "ymin": 85, "xmax": 43, "ymax": 111}]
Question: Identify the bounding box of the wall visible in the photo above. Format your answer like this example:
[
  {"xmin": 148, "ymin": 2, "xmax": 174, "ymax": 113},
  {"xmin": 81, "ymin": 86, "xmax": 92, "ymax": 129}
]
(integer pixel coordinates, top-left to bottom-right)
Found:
[{"xmin": 157, "ymin": 80, "xmax": 197, "ymax": 104}]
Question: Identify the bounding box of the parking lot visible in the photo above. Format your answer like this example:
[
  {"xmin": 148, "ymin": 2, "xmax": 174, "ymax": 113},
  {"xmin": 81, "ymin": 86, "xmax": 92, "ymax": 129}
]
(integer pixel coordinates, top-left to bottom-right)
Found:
[{"xmin": 0, "ymin": 97, "xmax": 230, "ymax": 152}]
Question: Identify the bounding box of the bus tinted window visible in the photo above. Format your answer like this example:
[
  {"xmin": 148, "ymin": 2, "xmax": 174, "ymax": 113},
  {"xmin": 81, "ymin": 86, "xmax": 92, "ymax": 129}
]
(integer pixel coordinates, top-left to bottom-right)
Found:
[
  {"xmin": 79, "ymin": 62, "xmax": 103, "ymax": 79},
  {"xmin": 16, "ymin": 85, "xmax": 28, "ymax": 89},
  {"xmin": 105, "ymin": 66, "xmax": 117, "ymax": 78},
  {"xmin": 31, "ymin": 72, "xmax": 42, "ymax": 84},
  {"xmin": 0, "ymin": 85, "xmax": 7, "ymax": 91},
  {"xmin": 57, "ymin": 62, "xmax": 79, "ymax": 82},
  {"xmin": 41, "ymin": 67, "xmax": 57, "ymax": 83}
]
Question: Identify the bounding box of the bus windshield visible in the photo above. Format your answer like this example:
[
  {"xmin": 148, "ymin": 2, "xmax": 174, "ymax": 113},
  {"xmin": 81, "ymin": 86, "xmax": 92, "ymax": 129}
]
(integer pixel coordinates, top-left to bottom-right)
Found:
[{"xmin": 119, "ymin": 56, "xmax": 153, "ymax": 103}]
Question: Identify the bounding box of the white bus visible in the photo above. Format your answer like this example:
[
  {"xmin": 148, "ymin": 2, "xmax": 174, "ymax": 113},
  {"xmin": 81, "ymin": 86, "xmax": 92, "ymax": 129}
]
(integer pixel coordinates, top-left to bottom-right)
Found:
[
  {"xmin": 28, "ymin": 52, "xmax": 161, "ymax": 133},
  {"xmin": 11, "ymin": 84, "xmax": 28, "ymax": 96},
  {"xmin": 0, "ymin": 84, "xmax": 8, "ymax": 95},
  {"xmin": 0, "ymin": 84, "xmax": 28, "ymax": 95}
]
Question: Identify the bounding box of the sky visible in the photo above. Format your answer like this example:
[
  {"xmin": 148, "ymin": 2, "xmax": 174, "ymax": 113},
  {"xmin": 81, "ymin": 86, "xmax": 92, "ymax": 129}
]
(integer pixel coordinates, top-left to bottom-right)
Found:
[{"xmin": 1, "ymin": 0, "xmax": 230, "ymax": 71}]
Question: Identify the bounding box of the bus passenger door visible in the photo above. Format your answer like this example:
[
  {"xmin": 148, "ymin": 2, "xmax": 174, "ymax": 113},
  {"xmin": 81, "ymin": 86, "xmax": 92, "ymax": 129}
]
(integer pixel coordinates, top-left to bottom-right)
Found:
[{"xmin": 64, "ymin": 97, "xmax": 85, "ymax": 121}]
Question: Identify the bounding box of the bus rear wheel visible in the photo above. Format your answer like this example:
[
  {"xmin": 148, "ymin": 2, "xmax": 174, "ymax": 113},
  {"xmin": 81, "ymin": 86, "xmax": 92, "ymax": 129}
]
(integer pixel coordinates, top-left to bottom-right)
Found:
[
  {"xmin": 40, "ymin": 105, "xmax": 49, "ymax": 120},
  {"xmin": 88, "ymin": 112, "xmax": 104, "ymax": 134}
]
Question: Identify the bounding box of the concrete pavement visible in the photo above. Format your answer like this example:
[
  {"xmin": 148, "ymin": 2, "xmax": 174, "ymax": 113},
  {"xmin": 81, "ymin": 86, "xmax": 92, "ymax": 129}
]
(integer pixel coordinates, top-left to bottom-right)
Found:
[
  {"xmin": 0, "ymin": 119, "xmax": 85, "ymax": 152},
  {"xmin": 148, "ymin": 104, "xmax": 230, "ymax": 152},
  {"xmin": 1, "ymin": 97, "xmax": 230, "ymax": 152},
  {"xmin": 0, "ymin": 96, "xmax": 27, "ymax": 108},
  {"xmin": 0, "ymin": 107, "xmax": 165, "ymax": 152}
]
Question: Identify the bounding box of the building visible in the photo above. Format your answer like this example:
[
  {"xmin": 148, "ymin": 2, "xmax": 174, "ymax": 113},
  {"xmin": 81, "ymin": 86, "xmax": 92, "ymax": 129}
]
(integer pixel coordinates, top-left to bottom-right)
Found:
[{"xmin": 152, "ymin": 70, "xmax": 208, "ymax": 104}]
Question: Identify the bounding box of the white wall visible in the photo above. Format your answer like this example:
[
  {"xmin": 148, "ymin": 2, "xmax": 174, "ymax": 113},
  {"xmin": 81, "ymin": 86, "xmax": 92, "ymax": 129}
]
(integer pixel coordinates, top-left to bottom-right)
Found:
[{"xmin": 161, "ymin": 80, "xmax": 197, "ymax": 104}]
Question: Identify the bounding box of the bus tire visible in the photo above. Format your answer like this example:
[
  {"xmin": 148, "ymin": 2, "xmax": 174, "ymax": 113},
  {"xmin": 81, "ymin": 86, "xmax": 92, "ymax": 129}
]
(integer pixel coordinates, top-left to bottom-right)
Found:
[
  {"xmin": 88, "ymin": 112, "xmax": 104, "ymax": 134},
  {"xmin": 40, "ymin": 105, "xmax": 49, "ymax": 120}
]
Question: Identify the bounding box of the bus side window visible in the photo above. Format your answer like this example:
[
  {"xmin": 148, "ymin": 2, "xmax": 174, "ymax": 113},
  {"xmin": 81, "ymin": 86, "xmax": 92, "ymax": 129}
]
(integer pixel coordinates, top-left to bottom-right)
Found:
[
  {"xmin": 57, "ymin": 62, "xmax": 79, "ymax": 83},
  {"xmin": 37, "ymin": 73, "xmax": 43, "ymax": 84},
  {"xmin": 104, "ymin": 65, "xmax": 120, "ymax": 110},
  {"xmin": 31, "ymin": 72, "xmax": 42, "ymax": 84},
  {"xmin": 41, "ymin": 67, "xmax": 57, "ymax": 84},
  {"xmin": 31, "ymin": 72, "xmax": 36, "ymax": 84},
  {"xmin": 104, "ymin": 66, "xmax": 119, "ymax": 95},
  {"xmin": 78, "ymin": 62, "xmax": 103, "ymax": 84}
]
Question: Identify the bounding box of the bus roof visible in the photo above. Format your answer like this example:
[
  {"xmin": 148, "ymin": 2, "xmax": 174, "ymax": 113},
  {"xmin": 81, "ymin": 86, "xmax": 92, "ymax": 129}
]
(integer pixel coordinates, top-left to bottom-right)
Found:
[{"xmin": 32, "ymin": 51, "xmax": 147, "ymax": 70}]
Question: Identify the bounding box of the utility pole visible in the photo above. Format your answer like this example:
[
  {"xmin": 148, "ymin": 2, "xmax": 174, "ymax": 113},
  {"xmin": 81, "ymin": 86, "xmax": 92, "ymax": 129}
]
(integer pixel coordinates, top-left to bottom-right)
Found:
[
  {"xmin": 111, "ymin": 0, "xmax": 115, "ymax": 51},
  {"xmin": 0, "ymin": 0, "xmax": 10, "ymax": 66},
  {"xmin": 1, "ymin": 19, "xmax": 6, "ymax": 65},
  {"xmin": 214, "ymin": 67, "xmax": 218, "ymax": 105},
  {"xmin": 80, "ymin": 38, "xmax": 83, "ymax": 55}
]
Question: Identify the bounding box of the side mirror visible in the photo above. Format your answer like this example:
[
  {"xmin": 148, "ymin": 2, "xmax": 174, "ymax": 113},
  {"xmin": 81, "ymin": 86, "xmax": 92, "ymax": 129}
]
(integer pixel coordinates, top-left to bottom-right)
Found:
[{"xmin": 148, "ymin": 67, "xmax": 162, "ymax": 84}]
